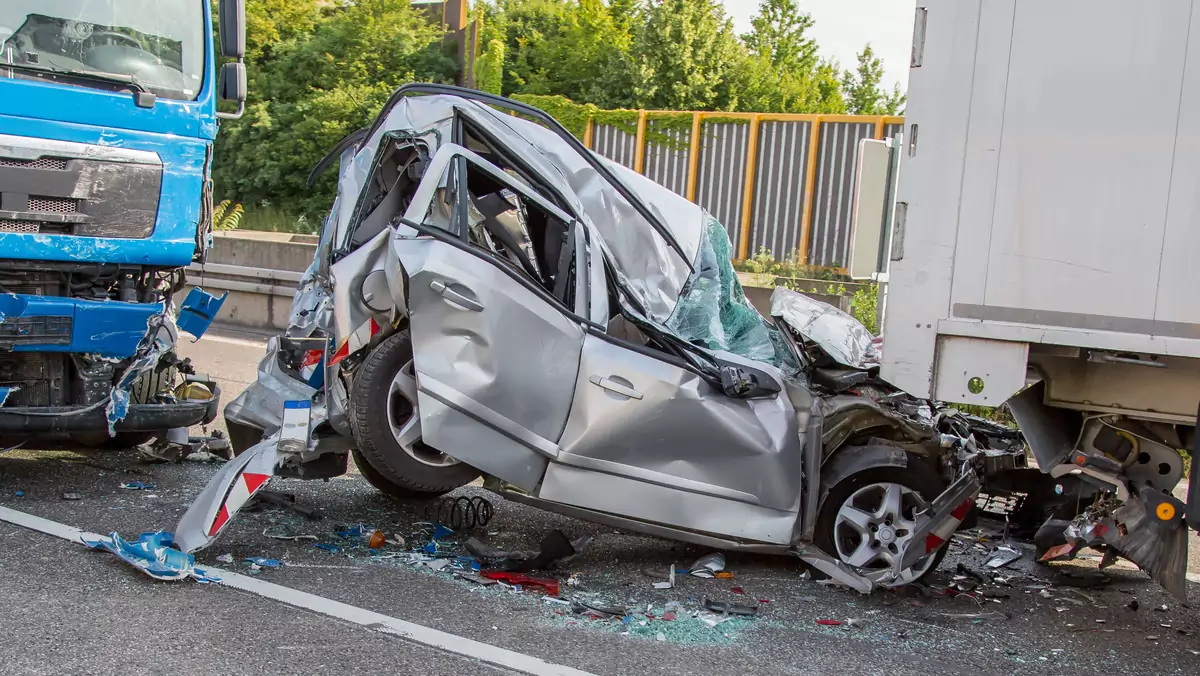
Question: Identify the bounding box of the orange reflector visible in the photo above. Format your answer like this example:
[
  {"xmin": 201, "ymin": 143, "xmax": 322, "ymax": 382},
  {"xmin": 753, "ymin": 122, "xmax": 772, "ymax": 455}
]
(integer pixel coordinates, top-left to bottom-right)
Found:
[{"xmin": 1156, "ymin": 502, "xmax": 1176, "ymax": 521}]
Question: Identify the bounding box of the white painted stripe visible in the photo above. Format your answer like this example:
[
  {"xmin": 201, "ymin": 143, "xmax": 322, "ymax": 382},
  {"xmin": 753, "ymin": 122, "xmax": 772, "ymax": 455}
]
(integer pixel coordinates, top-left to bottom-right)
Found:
[{"xmin": 0, "ymin": 505, "xmax": 596, "ymax": 676}]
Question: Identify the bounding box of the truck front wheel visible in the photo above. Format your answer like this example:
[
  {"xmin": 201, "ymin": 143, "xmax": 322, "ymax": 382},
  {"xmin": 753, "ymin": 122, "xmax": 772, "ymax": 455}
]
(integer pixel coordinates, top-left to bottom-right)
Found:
[{"xmin": 349, "ymin": 330, "xmax": 480, "ymax": 498}]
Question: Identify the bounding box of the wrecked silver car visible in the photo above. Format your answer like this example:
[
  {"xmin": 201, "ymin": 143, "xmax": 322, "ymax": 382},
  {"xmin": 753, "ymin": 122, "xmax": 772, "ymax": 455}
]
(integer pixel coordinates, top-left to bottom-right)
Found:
[{"xmin": 177, "ymin": 85, "xmax": 1028, "ymax": 590}]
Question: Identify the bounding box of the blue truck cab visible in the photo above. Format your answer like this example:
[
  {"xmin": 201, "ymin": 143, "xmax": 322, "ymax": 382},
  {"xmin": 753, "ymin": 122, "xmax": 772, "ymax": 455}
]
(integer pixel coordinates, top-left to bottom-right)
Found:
[{"xmin": 0, "ymin": 0, "xmax": 246, "ymax": 446}]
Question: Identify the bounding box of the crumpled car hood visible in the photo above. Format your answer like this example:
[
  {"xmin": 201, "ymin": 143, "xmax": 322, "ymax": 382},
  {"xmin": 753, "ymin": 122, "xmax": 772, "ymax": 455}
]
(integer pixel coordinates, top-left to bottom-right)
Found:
[{"xmin": 770, "ymin": 287, "xmax": 880, "ymax": 370}]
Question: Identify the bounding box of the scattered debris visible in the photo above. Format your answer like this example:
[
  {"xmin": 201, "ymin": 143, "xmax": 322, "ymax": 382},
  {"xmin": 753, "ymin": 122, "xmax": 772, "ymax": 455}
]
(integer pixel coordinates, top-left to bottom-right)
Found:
[
  {"xmin": 1040, "ymin": 589, "xmax": 1052, "ymax": 599},
  {"xmin": 244, "ymin": 557, "xmax": 282, "ymax": 568},
  {"xmin": 986, "ymin": 545, "xmax": 1022, "ymax": 569},
  {"xmin": 702, "ymin": 599, "xmax": 758, "ymax": 617},
  {"xmin": 263, "ymin": 526, "xmax": 318, "ymax": 542},
  {"xmin": 846, "ymin": 618, "xmax": 866, "ymax": 628},
  {"xmin": 481, "ymin": 571, "xmax": 561, "ymax": 596},
  {"xmin": 1156, "ymin": 604, "xmax": 1169, "ymax": 612},
  {"xmin": 253, "ymin": 490, "xmax": 323, "ymax": 520},
  {"xmin": 120, "ymin": 481, "xmax": 155, "ymax": 491},
  {"xmin": 465, "ymin": 530, "xmax": 587, "ymax": 572},
  {"xmin": 936, "ymin": 611, "xmax": 1009, "ymax": 621},
  {"xmin": 313, "ymin": 543, "xmax": 342, "ymax": 553},
  {"xmin": 690, "ymin": 553, "xmax": 726, "ymax": 578},
  {"xmin": 13, "ymin": 490, "xmax": 22, "ymax": 497},
  {"xmin": 652, "ymin": 566, "xmax": 676, "ymax": 590},
  {"xmin": 454, "ymin": 572, "xmax": 498, "ymax": 586},
  {"xmin": 815, "ymin": 619, "xmax": 843, "ymax": 626},
  {"xmin": 61, "ymin": 492, "xmax": 83, "ymax": 501},
  {"xmin": 730, "ymin": 586, "xmax": 744, "ymax": 595},
  {"xmin": 216, "ymin": 553, "xmax": 234, "ymax": 564},
  {"xmin": 81, "ymin": 531, "xmax": 217, "ymax": 583}
]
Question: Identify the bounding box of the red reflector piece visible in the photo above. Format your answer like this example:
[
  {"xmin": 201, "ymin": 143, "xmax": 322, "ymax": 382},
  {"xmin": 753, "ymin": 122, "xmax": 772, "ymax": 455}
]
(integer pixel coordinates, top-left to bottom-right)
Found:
[
  {"xmin": 209, "ymin": 505, "xmax": 230, "ymax": 536},
  {"xmin": 951, "ymin": 499, "xmax": 972, "ymax": 520},
  {"xmin": 242, "ymin": 472, "xmax": 270, "ymax": 494},
  {"xmin": 924, "ymin": 533, "xmax": 944, "ymax": 553}
]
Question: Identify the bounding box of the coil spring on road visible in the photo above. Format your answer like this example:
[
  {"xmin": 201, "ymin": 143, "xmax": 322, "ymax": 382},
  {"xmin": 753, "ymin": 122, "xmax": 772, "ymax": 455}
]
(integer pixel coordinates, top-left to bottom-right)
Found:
[{"xmin": 423, "ymin": 496, "xmax": 494, "ymax": 530}]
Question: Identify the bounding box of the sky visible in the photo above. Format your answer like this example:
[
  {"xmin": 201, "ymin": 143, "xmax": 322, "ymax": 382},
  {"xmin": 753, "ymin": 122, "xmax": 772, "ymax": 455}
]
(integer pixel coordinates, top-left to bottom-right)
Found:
[{"xmin": 720, "ymin": 0, "xmax": 918, "ymax": 91}]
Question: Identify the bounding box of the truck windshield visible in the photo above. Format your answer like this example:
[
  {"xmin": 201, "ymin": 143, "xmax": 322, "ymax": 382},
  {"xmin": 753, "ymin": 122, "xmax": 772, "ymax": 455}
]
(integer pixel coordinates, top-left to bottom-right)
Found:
[{"xmin": 0, "ymin": 1, "xmax": 204, "ymax": 101}]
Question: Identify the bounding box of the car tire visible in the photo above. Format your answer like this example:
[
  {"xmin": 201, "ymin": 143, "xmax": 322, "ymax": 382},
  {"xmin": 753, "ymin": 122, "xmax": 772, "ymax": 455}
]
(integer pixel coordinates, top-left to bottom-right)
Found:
[
  {"xmin": 813, "ymin": 456, "xmax": 951, "ymax": 586},
  {"xmin": 349, "ymin": 330, "xmax": 480, "ymax": 498}
]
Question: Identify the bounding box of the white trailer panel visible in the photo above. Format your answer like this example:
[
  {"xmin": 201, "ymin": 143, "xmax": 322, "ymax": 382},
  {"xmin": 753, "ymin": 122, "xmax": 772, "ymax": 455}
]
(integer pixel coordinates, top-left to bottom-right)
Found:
[{"xmin": 882, "ymin": 0, "xmax": 1200, "ymax": 418}]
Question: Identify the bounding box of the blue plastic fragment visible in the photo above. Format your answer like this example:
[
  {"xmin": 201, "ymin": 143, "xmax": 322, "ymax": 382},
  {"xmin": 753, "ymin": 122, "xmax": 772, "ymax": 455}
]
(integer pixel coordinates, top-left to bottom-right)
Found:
[
  {"xmin": 244, "ymin": 557, "xmax": 283, "ymax": 568},
  {"xmin": 120, "ymin": 481, "xmax": 156, "ymax": 491},
  {"xmin": 177, "ymin": 287, "xmax": 229, "ymax": 341},
  {"xmin": 337, "ymin": 523, "xmax": 371, "ymax": 539},
  {"xmin": 81, "ymin": 530, "xmax": 219, "ymax": 583},
  {"xmin": 432, "ymin": 524, "xmax": 455, "ymax": 541},
  {"xmin": 14, "ymin": 490, "xmax": 23, "ymax": 497},
  {"xmin": 313, "ymin": 543, "xmax": 342, "ymax": 553}
]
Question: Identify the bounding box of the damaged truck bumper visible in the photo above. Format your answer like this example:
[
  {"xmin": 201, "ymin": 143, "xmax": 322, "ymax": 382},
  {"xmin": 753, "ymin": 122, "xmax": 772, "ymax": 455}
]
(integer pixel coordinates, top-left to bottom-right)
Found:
[{"xmin": 0, "ymin": 395, "xmax": 219, "ymax": 434}]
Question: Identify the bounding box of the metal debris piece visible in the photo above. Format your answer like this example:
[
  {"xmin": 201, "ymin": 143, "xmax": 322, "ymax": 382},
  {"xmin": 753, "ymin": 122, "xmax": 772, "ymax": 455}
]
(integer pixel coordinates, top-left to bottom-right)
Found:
[
  {"xmin": 690, "ymin": 553, "xmax": 726, "ymax": 578},
  {"xmin": 702, "ymin": 599, "xmax": 758, "ymax": 617},
  {"xmin": 1157, "ymin": 604, "xmax": 1169, "ymax": 612},
  {"xmin": 424, "ymin": 558, "xmax": 451, "ymax": 571},
  {"xmin": 245, "ymin": 557, "xmax": 282, "ymax": 568},
  {"xmin": 936, "ymin": 611, "xmax": 1009, "ymax": 621},
  {"xmin": 454, "ymin": 572, "xmax": 498, "ymax": 586},
  {"xmin": 61, "ymin": 492, "xmax": 83, "ymax": 501},
  {"xmin": 1040, "ymin": 589, "xmax": 1052, "ymax": 599},
  {"xmin": 1147, "ymin": 635, "xmax": 1160, "ymax": 641},
  {"xmin": 986, "ymin": 545, "xmax": 1022, "ymax": 569}
]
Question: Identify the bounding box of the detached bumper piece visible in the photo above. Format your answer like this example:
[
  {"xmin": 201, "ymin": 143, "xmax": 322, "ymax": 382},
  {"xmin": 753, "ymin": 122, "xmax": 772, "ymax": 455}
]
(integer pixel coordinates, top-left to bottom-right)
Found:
[{"xmin": 0, "ymin": 384, "xmax": 220, "ymax": 434}]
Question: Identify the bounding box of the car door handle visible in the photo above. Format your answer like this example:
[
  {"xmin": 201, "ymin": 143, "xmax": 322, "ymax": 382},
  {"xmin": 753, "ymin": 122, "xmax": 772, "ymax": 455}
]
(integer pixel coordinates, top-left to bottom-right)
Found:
[
  {"xmin": 430, "ymin": 279, "xmax": 484, "ymax": 312},
  {"xmin": 588, "ymin": 375, "xmax": 643, "ymax": 400}
]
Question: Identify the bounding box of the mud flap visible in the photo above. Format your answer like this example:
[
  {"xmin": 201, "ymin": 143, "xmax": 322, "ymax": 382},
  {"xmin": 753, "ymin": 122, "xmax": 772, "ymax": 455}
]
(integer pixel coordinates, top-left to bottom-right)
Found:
[
  {"xmin": 892, "ymin": 469, "xmax": 981, "ymax": 578},
  {"xmin": 174, "ymin": 436, "xmax": 278, "ymax": 553},
  {"xmin": 177, "ymin": 287, "xmax": 229, "ymax": 341}
]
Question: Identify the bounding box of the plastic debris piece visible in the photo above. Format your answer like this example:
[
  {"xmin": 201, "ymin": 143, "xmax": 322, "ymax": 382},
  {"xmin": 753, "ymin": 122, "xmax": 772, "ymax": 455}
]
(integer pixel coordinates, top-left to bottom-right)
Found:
[
  {"xmin": 14, "ymin": 491, "xmax": 22, "ymax": 497},
  {"xmin": 386, "ymin": 535, "xmax": 406, "ymax": 548},
  {"xmin": 120, "ymin": 481, "xmax": 156, "ymax": 491},
  {"xmin": 61, "ymin": 492, "xmax": 83, "ymax": 501},
  {"xmin": 216, "ymin": 553, "xmax": 234, "ymax": 563},
  {"xmin": 424, "ymin": 558, "xmax": 451, "ymax": 571},
  {"xmin": 1156, "ymin": 604, "xmax": 1169, "ymax": 612},
  {"xmin": 313, "ymin": 543, "xmax": 342, "ymax": 553},
  {"xmin": 662, "ymin": 612, "xmax": 677, "ymax": 621},
  {"xmin": 368, "ymin": 530, "xmax": 387, "ymax": 549},
  {"xmin": 715, "ymin": 571, "xmax": 734, "ymax": 579},
  {"xmin": 542, "ymin": 596, "xmax": 571, "ymax": 605},
  {"xmin": 730, "ymin": 586, "xmax": 744, "ymax": 594},
  {"xmin": 1039, "ymin": 589, "xmax": 1052, "ymax": 599},
  {"xmin": 653, "ymin": 581, "xmax": 673, "ymax": 589},
  {"xmin": 846, "ymin": 618, "xmax": 865, "ymax": 628},
  {"xmin": 690, "ymin": 552, "xmax": 725, "ymax": 578},
  {"xmin": 481, "ymin": 571, "xmax": 561, "ymax": 596},
  {"xmin": 566, "ymin": 573, "xmax": 582, "ymax": 587},
  {"xmin": 245, "ymin": 557, "xmax": 282, "ymax": 568},
  {"xmin": 81, "ymin": 531, "xmax": 218, "ymax": 583},
  {"xmin": 466, "ymin": 530, "xmax": 581, "ymax": 572},
  {"xmin": 816, "ymin": 619, "xmax": 843, "ymax": 626},
  {"xmin": 337, "ymin": 524, "xmax": 372, "ymax": 539},
  {"xmin": 656, "ymin": 632, "xmax": 666, "ymax": 642},
  {"xmin": 263, "ymin": 526, "xmax": 318, "ymax": 542},
  {"xmin": 986, "ymin": 546, "xmax": 1022, "ymax": 569},
  {"xmin": 1147, "ymin": 635, "xmax": 1160, "ymax": 641}
]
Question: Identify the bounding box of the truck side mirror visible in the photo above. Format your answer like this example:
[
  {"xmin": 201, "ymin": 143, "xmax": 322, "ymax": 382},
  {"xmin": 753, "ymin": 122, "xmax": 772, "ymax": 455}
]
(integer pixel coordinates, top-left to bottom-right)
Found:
[
  {"xmin": 218, "ymin": 0, "xmax": 246, "ymax": 60},
  {"xmin": 218, "ymin": 62, "xmax": 246, "ymax": 105}
]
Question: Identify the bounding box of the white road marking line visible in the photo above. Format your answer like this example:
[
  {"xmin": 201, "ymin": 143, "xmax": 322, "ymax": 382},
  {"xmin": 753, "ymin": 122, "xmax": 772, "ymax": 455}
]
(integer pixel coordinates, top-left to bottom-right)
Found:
[{"xmin": 0, "ymin": 505, "xmax": 595, "ymax": 676}]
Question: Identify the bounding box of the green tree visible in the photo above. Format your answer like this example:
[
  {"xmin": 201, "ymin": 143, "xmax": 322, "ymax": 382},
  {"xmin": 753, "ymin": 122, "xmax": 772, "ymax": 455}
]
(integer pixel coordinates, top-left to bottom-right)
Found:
[
  {"xmin": 628, "ymin": 0, "xmax": 745, "ymax": 110},
  {"xmin": 733, "ymin": 0, "xmax": 843, "ymax": 114},
  {"xmin": 742, "ymin": 0, "xmax": 816, "ymax": 73},
  {"xmin": 214, "ymin": 0, "xmax": 457, "ymax": 217},
  {"xmin": 841, "ymin": 44, "xmax": 905, "ymax": 115}
]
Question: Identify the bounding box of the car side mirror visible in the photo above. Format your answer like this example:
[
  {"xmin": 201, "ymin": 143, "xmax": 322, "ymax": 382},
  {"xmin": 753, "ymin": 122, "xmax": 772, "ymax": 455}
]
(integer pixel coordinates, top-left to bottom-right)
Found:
[
  {"xmin": 219, "ymin": 0, "xmax": 246, "ymax": 59},
  {"xmin": 719, "ymin": 362, "xmax": 782, "ymax": 399}
]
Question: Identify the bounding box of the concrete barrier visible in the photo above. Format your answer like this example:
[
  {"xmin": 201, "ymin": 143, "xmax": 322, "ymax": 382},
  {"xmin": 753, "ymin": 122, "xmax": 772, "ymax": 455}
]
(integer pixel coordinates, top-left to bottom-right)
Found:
[{"xmin": 183, "ymin": 231, "xmax": 317, "ymax": 332}]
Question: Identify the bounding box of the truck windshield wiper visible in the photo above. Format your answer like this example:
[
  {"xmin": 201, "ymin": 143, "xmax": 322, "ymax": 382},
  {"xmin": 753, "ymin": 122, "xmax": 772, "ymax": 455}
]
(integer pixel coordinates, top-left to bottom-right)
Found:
[{"xmin": 3, "ymin": 61, "xmax": 148, "ymax": 94}]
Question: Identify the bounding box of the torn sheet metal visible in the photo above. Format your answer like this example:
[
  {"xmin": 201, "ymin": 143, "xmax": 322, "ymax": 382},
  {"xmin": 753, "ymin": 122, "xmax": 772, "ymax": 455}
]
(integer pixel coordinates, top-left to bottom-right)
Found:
[
  {"xmin": 0, "ymin": 387, "xmax": 15, "ymax": 407},
  {"xmin": 81, "ymin": 530, "xmax": 219, "ymax": 583},
  {"xmin": 105, "ymin": 310, "xmax": 178, "ymax": 433},
  {"xmin": 224, "ymin": 338, "xmax": 318, "ymax": 437},
  {"xmin": 175, "ymin": 436, "xmax": 279, "ymax": 553},
  {"xmin": 770, "ymin": 287, "xmax": 879, "ymax": 370}
]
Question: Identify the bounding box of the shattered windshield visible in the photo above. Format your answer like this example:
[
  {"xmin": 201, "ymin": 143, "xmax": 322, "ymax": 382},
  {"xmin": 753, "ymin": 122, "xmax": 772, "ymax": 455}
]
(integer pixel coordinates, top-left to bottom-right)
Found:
[{"xmin": 0, "ymin": 1, "xmax": 205, "ymax": 101}]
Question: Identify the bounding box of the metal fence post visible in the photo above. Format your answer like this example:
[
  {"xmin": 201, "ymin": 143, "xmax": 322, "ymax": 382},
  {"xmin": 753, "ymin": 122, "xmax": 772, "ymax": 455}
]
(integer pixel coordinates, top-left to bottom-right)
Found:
[
  {"xmin": 686, "ymin": 112, "xmax": 702, "ymax": 201},
  {"xmin": 798, "ymin": 117, "xmax": 823, "ymax": 265},
  {"xmin": 633, "ymin": 110, "xmax": 648, "ymax": 174},
  {"xmin": 583, "ymin": 117, "xmax": 595, "ymax": 149},
  {"xmin": 737, "ymin": 114, "xmax": 761, "ymax": 260}
]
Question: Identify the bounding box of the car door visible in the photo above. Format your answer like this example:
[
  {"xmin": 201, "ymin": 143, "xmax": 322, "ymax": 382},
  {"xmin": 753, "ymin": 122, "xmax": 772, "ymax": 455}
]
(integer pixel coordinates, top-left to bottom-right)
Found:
[
  {"xmin": 554, "ymin": 294, "xmax": 808, "ymax": 517},
  {"xmin": 390, "ymin": 144, "xmax": 594, "ymax": 491}
]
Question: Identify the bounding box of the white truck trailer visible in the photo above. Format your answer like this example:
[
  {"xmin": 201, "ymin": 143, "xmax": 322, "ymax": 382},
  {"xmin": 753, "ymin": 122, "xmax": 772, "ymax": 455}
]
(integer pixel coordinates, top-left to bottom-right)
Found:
[{"xmin": 878, "ymin": 0, "xmax": 1200, "ymax": 597}]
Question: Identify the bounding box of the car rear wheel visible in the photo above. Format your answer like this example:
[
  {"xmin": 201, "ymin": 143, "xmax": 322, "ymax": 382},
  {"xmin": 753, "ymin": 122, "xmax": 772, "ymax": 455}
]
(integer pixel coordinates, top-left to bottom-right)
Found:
[
  {"xmin": 349, "ymin": 330, "xmax": 480, "ymax": 497},
  {"xmin": 814, "ymin": 459, "xmax": 949, "ymax": 586}
]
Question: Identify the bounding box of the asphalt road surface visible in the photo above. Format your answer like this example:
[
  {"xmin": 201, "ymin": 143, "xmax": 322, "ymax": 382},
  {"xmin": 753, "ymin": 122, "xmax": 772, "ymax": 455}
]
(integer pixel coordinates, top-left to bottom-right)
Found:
[{"xmin": 2, "ymin": 327, "xmax": 1200, "ymax": 675}]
